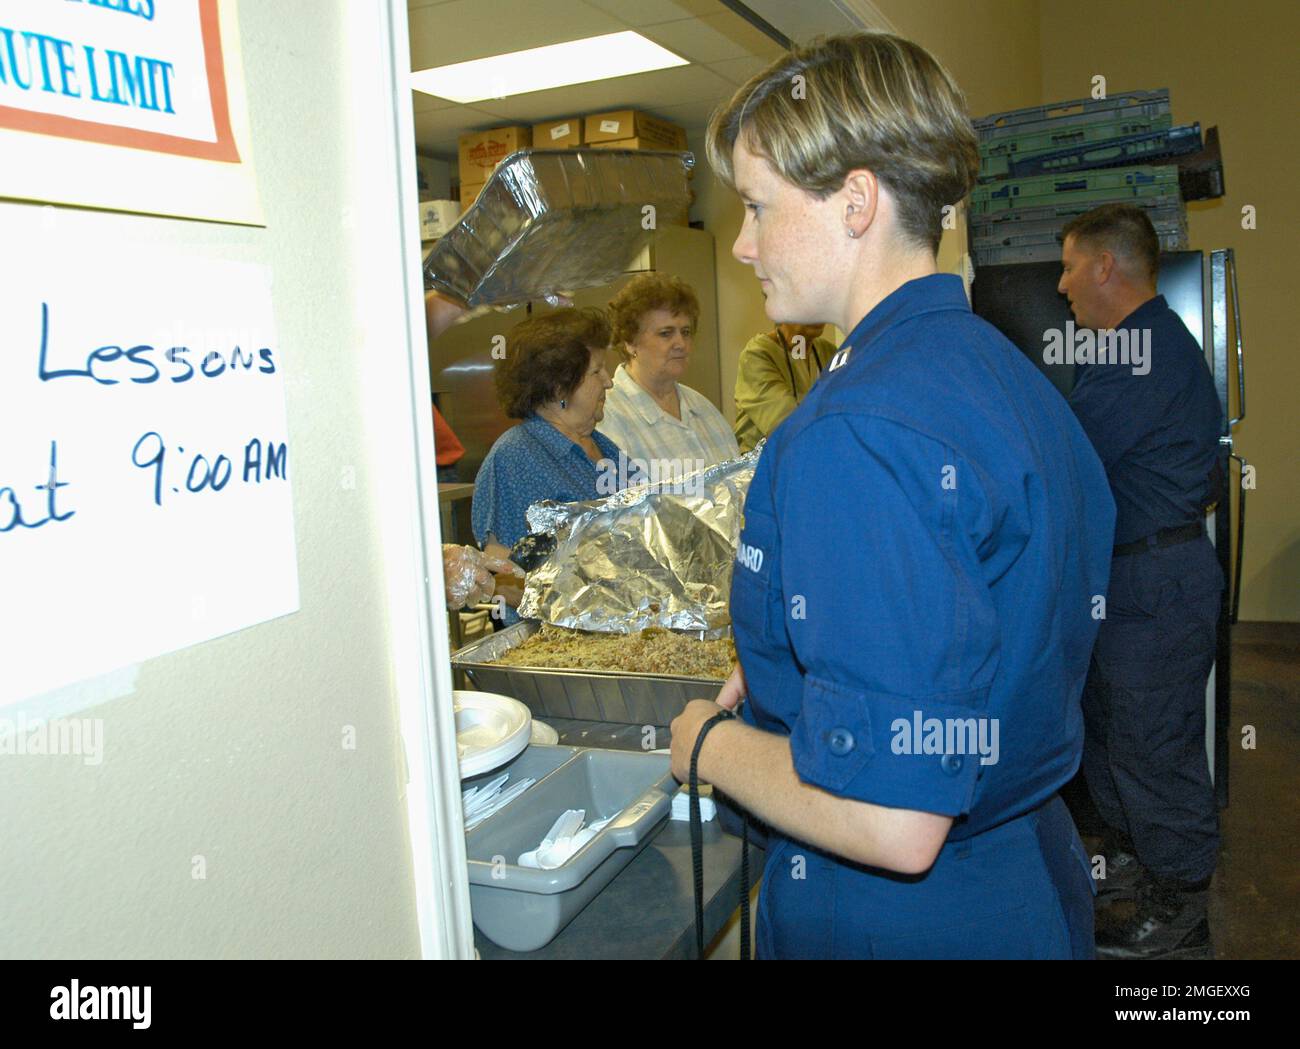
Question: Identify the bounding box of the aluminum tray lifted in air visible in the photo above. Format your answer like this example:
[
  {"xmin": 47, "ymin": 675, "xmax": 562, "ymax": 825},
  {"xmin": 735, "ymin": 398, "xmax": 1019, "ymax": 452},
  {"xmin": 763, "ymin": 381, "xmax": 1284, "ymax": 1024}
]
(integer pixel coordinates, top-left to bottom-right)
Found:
[
  {"xmin": 451, "ymin": 621, "xmax": 727, "ymax": 727},
  {"xmin": 423, "ymin": 148, "xmax": 694, "ymax": 308}
]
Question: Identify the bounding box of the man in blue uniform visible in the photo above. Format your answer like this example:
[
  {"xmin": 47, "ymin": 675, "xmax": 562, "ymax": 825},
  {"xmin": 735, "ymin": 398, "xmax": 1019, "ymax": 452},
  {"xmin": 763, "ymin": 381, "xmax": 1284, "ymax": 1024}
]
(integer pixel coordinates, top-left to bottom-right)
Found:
[
  {"xmin": 670, "ymin": 32, "xmax": 1116, "ymax": 958},
  {"xmin": 1058, "ymin": 204, "xmax": 1224, "ymax": 959}
]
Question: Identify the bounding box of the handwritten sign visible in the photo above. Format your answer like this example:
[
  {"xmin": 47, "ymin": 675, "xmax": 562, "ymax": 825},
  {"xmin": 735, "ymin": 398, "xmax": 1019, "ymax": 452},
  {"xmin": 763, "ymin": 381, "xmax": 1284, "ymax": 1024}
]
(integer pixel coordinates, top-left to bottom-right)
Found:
[
  {"xmin": 0, "ymin": 0, "xmax": 260, "ymax": 224},
  {"xmin": 0, "ymin": 245, "xmax": 298, "ymax": 705}
]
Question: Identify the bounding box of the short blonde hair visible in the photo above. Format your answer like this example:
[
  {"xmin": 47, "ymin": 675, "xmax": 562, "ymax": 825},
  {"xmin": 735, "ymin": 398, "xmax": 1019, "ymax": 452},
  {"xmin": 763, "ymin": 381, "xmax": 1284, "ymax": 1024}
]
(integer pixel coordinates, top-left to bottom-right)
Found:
[
  {"xmin": 607, "ymin": 273, "xmax": 700, "ymax": 354},
  {"xmin": 706, "ymin": 32, "xmax": 979, "ymax": 254}
]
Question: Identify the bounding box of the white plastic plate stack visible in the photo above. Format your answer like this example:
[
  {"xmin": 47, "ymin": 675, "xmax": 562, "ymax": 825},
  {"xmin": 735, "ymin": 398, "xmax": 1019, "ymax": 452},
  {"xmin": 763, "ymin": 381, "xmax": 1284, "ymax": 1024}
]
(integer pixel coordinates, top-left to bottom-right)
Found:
[{"xmin": 454, "ymin": 690, "xmax": 532, "ymax": 779}]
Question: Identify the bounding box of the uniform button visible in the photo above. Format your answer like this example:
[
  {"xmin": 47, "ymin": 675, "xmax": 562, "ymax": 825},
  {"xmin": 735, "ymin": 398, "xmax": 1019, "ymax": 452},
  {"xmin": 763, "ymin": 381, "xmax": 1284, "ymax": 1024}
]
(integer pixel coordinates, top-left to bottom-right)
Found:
[
  {"xmin": 827, "ymin": 728, "xmax": 855, "ymax": 756},
  {"xmin": 940, "ymin": 753, "xmax": 964, "ymax": 776}
]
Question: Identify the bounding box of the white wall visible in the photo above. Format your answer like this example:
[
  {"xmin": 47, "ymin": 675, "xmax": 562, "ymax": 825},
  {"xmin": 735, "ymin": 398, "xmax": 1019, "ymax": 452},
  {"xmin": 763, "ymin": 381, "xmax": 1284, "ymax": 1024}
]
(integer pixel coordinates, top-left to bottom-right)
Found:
[{"xmin": 0, "ymin": 1, "xmax": 436, "ymax": 958}]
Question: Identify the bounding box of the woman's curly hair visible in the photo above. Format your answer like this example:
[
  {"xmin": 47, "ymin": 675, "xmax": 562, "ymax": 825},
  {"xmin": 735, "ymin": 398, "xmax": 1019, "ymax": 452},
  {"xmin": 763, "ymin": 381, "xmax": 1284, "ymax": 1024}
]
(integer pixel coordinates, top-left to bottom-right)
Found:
[
  {"xmin": 607, "ymin": 273, "xmax": 700, "ymax": 354},
  {"xmin": 494, "ymin": 307, "xmax": 611, "ymax": 419}
]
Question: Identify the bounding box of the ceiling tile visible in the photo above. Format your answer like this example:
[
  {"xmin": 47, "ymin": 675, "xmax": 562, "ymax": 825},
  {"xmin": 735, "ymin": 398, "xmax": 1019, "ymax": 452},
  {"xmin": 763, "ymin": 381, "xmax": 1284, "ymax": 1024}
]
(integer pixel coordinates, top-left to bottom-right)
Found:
[
  {"xmin": 413, "ymin": 105, "xmax": 507, "ymax": 157},
  {"xmin": 469, "ymin": 63, "xmax": 733, "ymax": 124},
  {"xmin": 639, "ymin": 12, "xmax": 784, "ymax": 64},
  {"xmin": 408, "ymin": 0, "xmax": 624, "ymax": 70},
  {"xmin": 745, "ymin": 0, "xmax": 868, "ymax": 42},
  {"xmin": 404, "ymin": 1, "xmax": 807, "ymax": 157},
  {"xmin": 708, "ymin": 53, "xmax": 782, "ymax": 86},
  {"xmin": 412, "ymin": 89, "xmax": 458, "ymax": 114},
  {"xmin": 651, "ymin": 97, "xmax": 725, "ymax": 130},
  {"xmin": 582, "ymin": 0, "xmax": 719, "ymax": 26}
]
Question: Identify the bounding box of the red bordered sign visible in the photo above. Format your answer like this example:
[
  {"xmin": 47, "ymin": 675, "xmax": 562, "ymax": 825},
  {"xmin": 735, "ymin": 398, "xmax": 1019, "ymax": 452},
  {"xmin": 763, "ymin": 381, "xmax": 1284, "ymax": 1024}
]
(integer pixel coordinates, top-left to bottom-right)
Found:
[{"xmin": 0, "ymin": 0, "xmax": 239, "ymax": 163}]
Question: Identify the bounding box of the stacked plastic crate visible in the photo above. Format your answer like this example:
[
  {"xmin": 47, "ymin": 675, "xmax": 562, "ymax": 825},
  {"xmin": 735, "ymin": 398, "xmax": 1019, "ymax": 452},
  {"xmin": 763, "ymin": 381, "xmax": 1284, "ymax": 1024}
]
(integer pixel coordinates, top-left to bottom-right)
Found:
[{"xmin": 970, "ymin": 90, "xmax": 1200, "ymax": 267}]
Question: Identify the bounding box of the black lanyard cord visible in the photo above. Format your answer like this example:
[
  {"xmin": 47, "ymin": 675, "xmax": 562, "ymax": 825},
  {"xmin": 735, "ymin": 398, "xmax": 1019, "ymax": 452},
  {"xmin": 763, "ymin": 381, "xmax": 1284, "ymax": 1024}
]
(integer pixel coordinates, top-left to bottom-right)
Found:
[
  {"xmin": 689, "ymin": 709, "xmax": 751, "ymax": 960},
  {"xmin": 739, "ymin": 808, "xmax": 751, "ymax": 959},
  {"xmin": 810, "ymin": 337, "xmax": 827, "ymax": 373}
]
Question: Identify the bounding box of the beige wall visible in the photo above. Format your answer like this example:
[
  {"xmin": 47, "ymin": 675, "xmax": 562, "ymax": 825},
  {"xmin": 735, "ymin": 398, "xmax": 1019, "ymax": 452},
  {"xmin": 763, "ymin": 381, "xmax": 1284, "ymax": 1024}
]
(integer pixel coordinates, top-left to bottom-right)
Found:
[
  {"xmin": 877, "ymin": 0, "xmax": 1043, "ymax": 118},
  {"xmin": 1039, "ymin": 0, "xmax": 1300, "ymax": 620},
  {"xmin": 872, "ymin": 1, "xmax": 1043, "ymax": 284},
  {"xmin": 0, "ymin": 1, "xmax": 424, "ymax": 958},
  {"xmin": 689, "ymin": 129, "xmax": 770, "ymax": 425}
]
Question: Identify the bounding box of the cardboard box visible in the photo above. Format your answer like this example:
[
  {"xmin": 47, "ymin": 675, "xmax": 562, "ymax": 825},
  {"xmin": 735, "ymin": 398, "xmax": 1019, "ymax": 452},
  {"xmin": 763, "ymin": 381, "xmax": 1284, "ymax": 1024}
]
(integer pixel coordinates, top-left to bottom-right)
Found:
[
  {"xmin": 533, "ymin": 118, "xmax": 582, "ymax": 149},
  {"xmin": 415, "ymin": 154, "xmax": 451, "ymax": 200},
  {"xmin": 458, "ymin": 126, "xmax": 531, "ymax": 186},
  {"xmin": 589, "ymin": 137, "xmax": 681, "ymax": 152},
  {"xmin": 459, "ymin": 181, "xmax": 486, "ymax": 214},
  {"xmin": 584, "ymin": 110, "xmax": 686, "ymax": 150},
  {"xmin": 418, "ymin": 199, "xmax": 460, "ymax": 241}
]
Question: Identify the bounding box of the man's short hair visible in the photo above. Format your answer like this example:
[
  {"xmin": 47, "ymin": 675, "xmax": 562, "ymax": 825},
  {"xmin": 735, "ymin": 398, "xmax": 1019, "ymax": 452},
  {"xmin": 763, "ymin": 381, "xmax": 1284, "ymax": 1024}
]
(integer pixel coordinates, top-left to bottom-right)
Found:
[
  {"xmin": 705, "ymin": 32, "xmax": 979, "ymax": 255},
  {"xmin": 1061, "ymin": 204, "xmax": 1160, "ymax": 282}
]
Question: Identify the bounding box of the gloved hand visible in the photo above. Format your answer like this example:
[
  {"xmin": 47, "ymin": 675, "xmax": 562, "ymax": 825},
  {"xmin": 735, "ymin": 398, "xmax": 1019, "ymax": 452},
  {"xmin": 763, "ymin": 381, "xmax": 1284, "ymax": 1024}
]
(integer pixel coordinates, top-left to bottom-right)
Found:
[{"xmin": 442, "ymin": 544, "xmax": 522, "ymax": 610}]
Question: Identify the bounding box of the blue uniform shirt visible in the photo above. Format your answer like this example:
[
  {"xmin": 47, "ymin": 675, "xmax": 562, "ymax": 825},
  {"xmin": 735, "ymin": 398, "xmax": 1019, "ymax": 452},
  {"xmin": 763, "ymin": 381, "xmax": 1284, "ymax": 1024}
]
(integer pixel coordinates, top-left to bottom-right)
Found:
[
  {"xmin": 732, "ymin": 275, "xmax": 1115, "ymax": 957},
  {"xmin": 1067, "ymin": 295, "xmax": 1221, "ymax": 545},
  {"xmin": 472, "ymin": 415, "xmax": 622, "ymax": 623}
]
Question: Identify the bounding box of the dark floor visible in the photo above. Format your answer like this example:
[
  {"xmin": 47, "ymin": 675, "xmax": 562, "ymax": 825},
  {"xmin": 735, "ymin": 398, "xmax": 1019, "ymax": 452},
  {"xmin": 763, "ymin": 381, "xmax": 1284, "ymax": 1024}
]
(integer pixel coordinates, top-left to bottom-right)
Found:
[{"xmin": 1065, "ymin": 621, "xmax": 1300, "ymax": 959}]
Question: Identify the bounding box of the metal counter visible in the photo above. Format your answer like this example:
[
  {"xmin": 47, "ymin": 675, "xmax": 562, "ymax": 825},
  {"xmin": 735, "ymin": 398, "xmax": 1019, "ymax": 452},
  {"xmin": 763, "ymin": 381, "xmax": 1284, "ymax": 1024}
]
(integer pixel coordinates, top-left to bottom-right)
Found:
[{"xmin": 452, "ymin": 622, "xmax": 726, "ymax": 725}]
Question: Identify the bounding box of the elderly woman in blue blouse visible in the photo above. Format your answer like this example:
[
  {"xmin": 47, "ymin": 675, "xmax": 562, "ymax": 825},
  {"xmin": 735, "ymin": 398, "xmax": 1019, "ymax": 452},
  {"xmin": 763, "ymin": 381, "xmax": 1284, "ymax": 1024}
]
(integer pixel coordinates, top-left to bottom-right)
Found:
[{"xmin": 472, "ymin": 307, "xmax": 621, "ymax": 623}]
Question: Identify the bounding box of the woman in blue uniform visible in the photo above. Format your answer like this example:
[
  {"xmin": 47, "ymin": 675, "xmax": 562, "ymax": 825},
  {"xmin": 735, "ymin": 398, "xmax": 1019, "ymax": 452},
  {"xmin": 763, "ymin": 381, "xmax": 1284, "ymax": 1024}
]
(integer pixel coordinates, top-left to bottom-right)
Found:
[{"xmin": 669, "ymin": 32, "xmax": 1116, "ymax": 959}]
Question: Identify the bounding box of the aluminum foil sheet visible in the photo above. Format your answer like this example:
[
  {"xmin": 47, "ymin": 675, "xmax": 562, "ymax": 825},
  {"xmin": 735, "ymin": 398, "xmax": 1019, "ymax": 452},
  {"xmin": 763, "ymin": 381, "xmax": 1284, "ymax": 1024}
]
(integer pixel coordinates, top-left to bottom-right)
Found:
[
  {"xmin": 517, "ymin": 447, "xmax": 762, "ymax": 633},
  {"xmin": 423, "ymin": 149, "xmax": 694, "ymax": 308}
]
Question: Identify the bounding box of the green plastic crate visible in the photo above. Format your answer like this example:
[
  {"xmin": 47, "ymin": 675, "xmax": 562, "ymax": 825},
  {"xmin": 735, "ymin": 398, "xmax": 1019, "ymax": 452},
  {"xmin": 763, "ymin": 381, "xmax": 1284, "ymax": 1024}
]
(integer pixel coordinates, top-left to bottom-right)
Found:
[
  {"xmin": 967, "ymin": 192, "xmax": 1183, "ymax": 226},
  {"xmin": 975, "ymin": 90, "xmax": 1170, "ymax": 139},
  {"xmin": 971, "ymin": 165, "xmax": 1180, "ymax": 213},
  {"xmin": 980, "ymin": 114, "xmax": 1172, "ymax": 163}
]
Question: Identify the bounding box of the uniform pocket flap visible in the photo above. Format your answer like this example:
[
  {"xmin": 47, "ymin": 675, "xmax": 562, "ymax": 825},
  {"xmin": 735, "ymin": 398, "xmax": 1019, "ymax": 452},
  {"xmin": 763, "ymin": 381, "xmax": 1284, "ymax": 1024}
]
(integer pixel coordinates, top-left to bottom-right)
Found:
[{"xmin": 791, "ymin": 675, "xmax": 990, "ymax": 816}]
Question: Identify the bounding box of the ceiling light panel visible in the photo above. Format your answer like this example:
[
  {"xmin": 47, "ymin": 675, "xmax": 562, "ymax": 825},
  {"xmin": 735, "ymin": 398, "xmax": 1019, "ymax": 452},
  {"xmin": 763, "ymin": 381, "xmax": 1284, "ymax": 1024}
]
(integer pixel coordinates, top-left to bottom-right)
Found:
[{"xmin": 411, "ymin": 31, "xmax": 689, "ymax": 103}]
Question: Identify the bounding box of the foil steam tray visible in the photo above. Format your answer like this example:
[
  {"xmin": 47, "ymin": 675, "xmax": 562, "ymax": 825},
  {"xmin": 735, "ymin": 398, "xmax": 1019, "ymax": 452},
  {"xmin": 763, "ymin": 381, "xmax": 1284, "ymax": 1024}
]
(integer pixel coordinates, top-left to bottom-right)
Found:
[
  {"xmin": 423, "ymin": 149, "xmax": 694, "ymax": 308},
  {"xmin": 451, "ymin": 621, "xmax": 725, "ymax": 727}
]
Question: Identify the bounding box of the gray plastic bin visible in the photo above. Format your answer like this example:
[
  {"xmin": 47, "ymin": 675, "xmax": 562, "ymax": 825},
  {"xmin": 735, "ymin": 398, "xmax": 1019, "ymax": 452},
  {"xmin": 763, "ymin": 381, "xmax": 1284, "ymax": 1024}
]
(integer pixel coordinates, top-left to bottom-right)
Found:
[{"xmin": 465, "ymin": 747, "xmax": 675, "ymax": 952}]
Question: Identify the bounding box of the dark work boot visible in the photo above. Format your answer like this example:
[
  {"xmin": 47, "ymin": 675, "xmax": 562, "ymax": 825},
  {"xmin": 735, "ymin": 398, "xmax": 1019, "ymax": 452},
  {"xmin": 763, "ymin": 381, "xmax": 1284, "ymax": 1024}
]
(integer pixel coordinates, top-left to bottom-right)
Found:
[
  {"xmin": 1094, "ymin": 873, "xmax": 1214, "ymax": 960},
  {"xmin": 1092, "ymin": 834, "xmax": 1145, "ymax": 904}
]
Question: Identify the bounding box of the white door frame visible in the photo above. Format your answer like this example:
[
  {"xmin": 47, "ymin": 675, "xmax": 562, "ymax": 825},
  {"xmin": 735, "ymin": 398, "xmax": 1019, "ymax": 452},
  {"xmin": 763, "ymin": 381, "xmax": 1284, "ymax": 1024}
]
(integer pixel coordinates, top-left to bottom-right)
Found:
[{"xmin": 352, "ymin": 0, "xmax": 474, "ymax": 958}]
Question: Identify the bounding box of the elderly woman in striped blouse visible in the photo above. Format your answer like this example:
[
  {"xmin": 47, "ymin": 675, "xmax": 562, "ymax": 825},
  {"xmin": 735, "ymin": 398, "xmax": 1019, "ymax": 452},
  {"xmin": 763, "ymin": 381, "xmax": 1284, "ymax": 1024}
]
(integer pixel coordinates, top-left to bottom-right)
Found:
[{"xmin": 599, "ymin": 273, "xmax": 739, "ymax": 483}]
